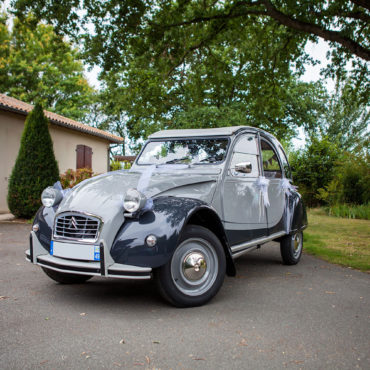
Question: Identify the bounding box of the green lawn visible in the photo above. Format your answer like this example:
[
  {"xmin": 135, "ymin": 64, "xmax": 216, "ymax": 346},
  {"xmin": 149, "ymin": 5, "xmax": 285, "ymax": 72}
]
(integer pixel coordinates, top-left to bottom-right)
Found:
[{"xmin": 304, "ymin": 208, "xmax": 370, "ymax": 272}]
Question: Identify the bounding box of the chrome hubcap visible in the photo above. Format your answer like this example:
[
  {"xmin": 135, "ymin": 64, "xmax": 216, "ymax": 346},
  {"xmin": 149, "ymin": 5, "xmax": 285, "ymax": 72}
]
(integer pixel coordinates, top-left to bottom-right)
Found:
[
  {"xmin": 183, "ymin": 252, "xmax": 207, "ymax": 281},
  {"xmin": 171, "ymin": 238, "xmax": 218, "ymax": 296},
  {"xmin": 292, "ymin": 232, "xmax": 302, "ymax": 258}
]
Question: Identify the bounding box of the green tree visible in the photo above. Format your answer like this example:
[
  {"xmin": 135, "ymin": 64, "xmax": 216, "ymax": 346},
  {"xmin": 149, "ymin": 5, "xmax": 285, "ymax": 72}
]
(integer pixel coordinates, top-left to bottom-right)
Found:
[
  {"xmin": 97, "ymin": 30, "xmax": 326, "ymax": 144},
  {"xmin": 7, "ymin": 104, "xmax": 60, "ymax": 218},
  {"xmin": 10, "ymin": 0, "xmax": 369, "ymax": 80},
  {"xmin": 290, "ymin": 137, "xmax": 340, "ymax": 207},
  {"xmin": 0, "ymin": 12, "xmax": 94, "ymax": 121},
  {"xmin": 319, "ymin": 80, "xmax": 369, "ymax": 151},
  {"xmin": 7, "ymin": 0, "xmax": 368, "ymax": 142}
]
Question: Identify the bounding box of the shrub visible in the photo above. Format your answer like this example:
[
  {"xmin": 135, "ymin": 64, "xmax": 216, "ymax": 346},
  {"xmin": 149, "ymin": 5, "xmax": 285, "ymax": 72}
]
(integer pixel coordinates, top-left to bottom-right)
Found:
[
  {"xmin": 7, "ymin": 103, "xmax": 59, "ymax": 218},
  {"xmin": 110, "ymin": 160, "xmax": 132, "ymax": 170},
  {"xmin": 123, "ymin": 161, "xmax": 132, "ymax": 170},
  {"xmin": 317, "ymin": 150, "xmax": 370, "ymax": 207},
  {"xmin": 290, "ymin": 137, "xmax": 340, "ymax": 207},
  {"xmin": 60, "ymin": 168, "xmax": 94, "ymax": 188},
  {"xmin": 110, "ymin": 160, "xmax": 122, "ymax": 171}
]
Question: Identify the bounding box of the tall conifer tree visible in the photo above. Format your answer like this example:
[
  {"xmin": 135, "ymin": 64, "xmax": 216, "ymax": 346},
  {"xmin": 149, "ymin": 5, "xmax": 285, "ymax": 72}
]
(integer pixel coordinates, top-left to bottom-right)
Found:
[{"xmin": 7, "ymin": 104, "xmax": 59, "ymax": 218}]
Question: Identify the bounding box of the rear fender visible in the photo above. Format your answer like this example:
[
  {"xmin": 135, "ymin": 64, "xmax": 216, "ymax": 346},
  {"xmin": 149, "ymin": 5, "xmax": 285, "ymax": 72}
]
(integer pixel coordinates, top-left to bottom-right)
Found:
[{"xmin": 290, "ymin": 192, "xmax": 308, "ymax": 233}]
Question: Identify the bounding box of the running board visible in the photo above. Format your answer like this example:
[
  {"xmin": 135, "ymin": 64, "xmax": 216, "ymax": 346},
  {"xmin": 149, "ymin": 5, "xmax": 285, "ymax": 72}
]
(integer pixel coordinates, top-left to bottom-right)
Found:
[{"xmin": 231, "ymin": 231, "xmax": 286, "ymax": 259}]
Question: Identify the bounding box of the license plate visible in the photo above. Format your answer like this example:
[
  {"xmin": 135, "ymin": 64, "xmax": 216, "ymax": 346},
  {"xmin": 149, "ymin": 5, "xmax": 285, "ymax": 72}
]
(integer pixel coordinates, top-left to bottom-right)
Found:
[{"xmin": 50, "ymin": 241, "xmax": 100, "ymax": 261}]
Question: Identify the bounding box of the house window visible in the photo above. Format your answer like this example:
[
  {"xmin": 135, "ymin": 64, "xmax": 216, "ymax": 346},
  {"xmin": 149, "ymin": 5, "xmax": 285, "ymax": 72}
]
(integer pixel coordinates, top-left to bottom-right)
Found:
[{"xmin": 76, "ymin": 145, "xmax": 92, "ymax": 169}]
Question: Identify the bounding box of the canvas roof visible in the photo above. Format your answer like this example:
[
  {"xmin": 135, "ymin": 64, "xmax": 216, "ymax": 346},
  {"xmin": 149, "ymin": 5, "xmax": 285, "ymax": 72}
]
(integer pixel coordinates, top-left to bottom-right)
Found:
[{"xmin": 149, "ymin": 126, "xmax": 257, "ymax": 139}]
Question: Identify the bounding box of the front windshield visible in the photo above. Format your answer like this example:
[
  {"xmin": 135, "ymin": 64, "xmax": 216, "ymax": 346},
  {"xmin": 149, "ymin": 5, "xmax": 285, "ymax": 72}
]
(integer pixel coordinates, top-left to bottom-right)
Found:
[{"xmin": 137, "ymin": 138, "xmax": 229, "ymax": 165}]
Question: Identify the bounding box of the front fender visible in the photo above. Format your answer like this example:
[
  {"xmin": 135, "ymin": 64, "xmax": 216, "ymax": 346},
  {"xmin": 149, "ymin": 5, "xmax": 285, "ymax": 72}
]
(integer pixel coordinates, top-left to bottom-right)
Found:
[
  {"xmin": 110, "ymin": 197, "xmax": 233, "ymax": 271},
  {"xmin": 32, "ymin": 206, "xmax": 57, "ymax": 252}
]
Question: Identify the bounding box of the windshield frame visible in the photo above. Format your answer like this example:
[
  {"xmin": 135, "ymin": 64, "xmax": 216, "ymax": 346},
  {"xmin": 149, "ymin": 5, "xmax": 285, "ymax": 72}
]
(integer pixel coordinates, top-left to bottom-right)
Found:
[{"xmin": 135, "ymin": 136, "xmax": 231, "ymax": 166}]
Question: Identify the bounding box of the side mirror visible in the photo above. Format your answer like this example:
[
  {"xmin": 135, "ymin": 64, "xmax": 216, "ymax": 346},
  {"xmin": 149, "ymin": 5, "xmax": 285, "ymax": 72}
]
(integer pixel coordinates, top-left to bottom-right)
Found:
[{"xmin": 235, "ymin": 162, "xmax": 252, "ymax": 174}]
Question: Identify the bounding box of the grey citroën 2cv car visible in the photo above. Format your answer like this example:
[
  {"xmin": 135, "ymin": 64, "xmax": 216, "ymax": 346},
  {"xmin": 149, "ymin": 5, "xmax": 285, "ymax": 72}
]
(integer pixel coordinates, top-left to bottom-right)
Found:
[{"xmin": 27, "ymin": 126, "xmax": 307, "ymax": 307}]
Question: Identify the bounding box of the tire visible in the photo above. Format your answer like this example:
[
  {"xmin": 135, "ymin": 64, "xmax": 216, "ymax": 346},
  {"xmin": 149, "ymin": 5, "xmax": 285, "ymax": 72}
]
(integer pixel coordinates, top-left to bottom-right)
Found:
[
  {"xmin": 280, "ymin": 230, "xmax": 303, "ymax": 265},
  {"xmin": 41, "ymin": 267, "xmax": 93, "ymax": 284},
  {"xmin": 156, "ymin": 225, "xmax": 226, "ymax": 307}
]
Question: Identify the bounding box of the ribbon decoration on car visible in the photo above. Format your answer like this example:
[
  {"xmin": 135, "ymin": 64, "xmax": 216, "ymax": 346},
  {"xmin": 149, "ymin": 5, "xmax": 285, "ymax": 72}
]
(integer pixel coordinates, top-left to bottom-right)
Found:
[
  {"xmin": 53, "ymin": 180, "xmax": 72, "ymax": 197},
  {"xmin": 134, "ymin": 164, "xmax": 190, "ymax": 211},
  {"xmin": 280, "ymin": 178, "xmax": 298, "ymax": 233},
  {"xmin": 252, "ymin": 176, "xmax": 270, "ymax": 220}
]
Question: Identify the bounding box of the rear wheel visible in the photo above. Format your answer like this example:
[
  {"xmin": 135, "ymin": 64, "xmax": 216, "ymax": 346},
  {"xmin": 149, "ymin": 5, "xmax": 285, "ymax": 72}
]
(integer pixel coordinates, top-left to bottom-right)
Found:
[
  {"xmin": 42, "ymin": 267, "xmax": 93, "ymax": 284},
  {"xmin": 280, "ymin": 231, "xmax": 303, "ymax": 265},
  {"xmin": 156, "ymin": 225, "xmax": 226, "ymax": 307}
]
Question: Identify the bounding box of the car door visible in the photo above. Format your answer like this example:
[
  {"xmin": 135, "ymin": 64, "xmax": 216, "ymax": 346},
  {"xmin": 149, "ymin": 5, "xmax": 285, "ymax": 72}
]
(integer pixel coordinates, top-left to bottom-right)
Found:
[
  {"xmin": 260, "ymin": 138, "xmax": 285, "ymax": 234},
  {"xmin": 222, "ymin": 134, "xmax": 268, "ymax": 246}
]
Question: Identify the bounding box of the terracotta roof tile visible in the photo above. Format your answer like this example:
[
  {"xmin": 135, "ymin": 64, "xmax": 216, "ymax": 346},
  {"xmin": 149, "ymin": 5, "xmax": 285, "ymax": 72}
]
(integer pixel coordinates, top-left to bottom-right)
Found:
[{"xmin": 0, "ymin": 93, "xmax": 124, "ymax": 144}]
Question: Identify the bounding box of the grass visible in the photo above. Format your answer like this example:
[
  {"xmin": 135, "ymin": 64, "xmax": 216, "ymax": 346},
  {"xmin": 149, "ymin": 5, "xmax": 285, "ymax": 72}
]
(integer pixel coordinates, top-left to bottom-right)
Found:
[
  {"xmin": 327, "ymin": 203, "xmax": 370, "ymax": 220},
  {"xmin": 304, "ymin": 208, "xmax": 370, "ymax": 272}
]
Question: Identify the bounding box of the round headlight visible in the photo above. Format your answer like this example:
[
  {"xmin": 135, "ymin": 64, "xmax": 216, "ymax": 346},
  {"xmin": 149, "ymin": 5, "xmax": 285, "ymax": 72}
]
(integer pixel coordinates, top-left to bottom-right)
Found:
[
  {"xmin": 123, "ymin": 189, "xmax": 146, "ymax": 213},
  {"xmin": 41, "ymin": 187, "xmax": 63, "ymax": 207}
]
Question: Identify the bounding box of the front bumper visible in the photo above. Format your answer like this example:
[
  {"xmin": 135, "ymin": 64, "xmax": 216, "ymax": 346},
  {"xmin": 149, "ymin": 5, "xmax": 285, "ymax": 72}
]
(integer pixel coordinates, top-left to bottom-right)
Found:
[{"xmin": 26, "ymin": 231, "xmax": 152, "ymax": 280}]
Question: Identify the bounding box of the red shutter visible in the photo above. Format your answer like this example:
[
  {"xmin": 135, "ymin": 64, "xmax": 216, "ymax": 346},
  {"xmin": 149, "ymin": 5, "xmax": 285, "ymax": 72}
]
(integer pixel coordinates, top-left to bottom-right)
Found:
[
  {"xmin": 84, "ymin": 146, "xmax": 92, "ymax": 169},
  {"xmin": 76, "ymin": 145, "xmax": 85, "ymax": 169},
  {"xmin": 76, "ymin": 145, "xmax": 93, "ymax": 169}
]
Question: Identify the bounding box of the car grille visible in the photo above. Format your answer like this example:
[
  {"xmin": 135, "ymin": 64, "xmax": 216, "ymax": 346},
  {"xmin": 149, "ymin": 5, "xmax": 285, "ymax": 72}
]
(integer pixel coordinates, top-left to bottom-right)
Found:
[{"xmin": 54, "ymin": 213, "xmax": 101, "ymax": 242}]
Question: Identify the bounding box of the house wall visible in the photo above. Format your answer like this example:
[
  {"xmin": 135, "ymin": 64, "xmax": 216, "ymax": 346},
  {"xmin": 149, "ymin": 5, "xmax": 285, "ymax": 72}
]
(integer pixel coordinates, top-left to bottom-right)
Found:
[
  {"xmin": 0, "ymin": 110, "xmax": 110, "ymax": 213},
  {"xmin": 49, "ymin": 125, "xmax": 109, "ymax": 174}
]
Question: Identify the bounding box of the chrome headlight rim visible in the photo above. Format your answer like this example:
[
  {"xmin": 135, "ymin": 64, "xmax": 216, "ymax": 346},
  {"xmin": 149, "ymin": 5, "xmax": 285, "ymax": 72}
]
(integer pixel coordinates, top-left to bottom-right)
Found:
[
  {"xmin": 41, "ymin": 187, "xmax": 63, "ymax": 208},
  {"xmin": 123, "ymin": 188, "xmax": 147, "ymax": 213}
]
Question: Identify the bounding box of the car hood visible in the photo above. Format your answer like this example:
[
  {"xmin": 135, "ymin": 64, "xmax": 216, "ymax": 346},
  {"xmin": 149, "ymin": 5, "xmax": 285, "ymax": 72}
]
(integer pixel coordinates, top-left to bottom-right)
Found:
[{"xmin": 56, "ymin": 168, "xmax": 220, "ymax": 226}]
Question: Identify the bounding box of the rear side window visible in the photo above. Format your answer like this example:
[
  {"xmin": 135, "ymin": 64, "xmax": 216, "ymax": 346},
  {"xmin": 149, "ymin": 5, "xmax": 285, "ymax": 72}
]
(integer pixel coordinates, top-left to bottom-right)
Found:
[{"xmin": 261, "ymin": 140, "xmax": 282, "ymax": 178}]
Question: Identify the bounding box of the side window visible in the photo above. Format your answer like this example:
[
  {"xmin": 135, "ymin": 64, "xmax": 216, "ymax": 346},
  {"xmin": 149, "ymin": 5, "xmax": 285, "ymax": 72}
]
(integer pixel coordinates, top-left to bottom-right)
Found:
[
  {"xmin": 277, "ymin": 145, "xmax": 292, "ymax": 179},
  {"xmin": 261, "ymin": 140, "xmax": 282, "ymax": 178},
  {"xmin": 229, "ymin": 135, "xmax": 259, "ymax": 177}
]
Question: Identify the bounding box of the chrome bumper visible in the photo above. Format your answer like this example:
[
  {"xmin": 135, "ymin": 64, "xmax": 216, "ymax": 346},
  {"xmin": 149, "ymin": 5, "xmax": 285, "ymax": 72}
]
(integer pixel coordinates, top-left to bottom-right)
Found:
[{"xmin": 26, "ymin": 231, "xmax": 152, "ymax": 280}]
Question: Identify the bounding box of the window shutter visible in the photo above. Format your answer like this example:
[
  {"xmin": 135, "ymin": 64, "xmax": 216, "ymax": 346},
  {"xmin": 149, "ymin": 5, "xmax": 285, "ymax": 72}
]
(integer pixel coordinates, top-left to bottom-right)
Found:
[
  {"xmin": 76, "ymin": 145, "xmax": 93, "ymax": 169},
  {"xmin": 76, "ymin": 145, "xmax": 85, "ymax": 169},
  {"xmin": 84, "ymin": 146, "xmax": 92, "ymax": 169}
]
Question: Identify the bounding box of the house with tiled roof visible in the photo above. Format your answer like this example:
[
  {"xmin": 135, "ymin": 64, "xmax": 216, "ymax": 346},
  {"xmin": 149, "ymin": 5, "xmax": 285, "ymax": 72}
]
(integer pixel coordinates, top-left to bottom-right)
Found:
[{"xmin": 0, "ymin": 93, "xmax": 124, "ymax": 213}]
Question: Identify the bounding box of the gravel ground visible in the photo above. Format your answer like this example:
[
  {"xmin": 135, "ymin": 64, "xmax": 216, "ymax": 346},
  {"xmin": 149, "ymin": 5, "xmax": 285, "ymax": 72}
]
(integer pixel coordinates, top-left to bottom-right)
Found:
[{"xmin": 0, "ymin": 221, "xmax": 369, "ymax": 369}]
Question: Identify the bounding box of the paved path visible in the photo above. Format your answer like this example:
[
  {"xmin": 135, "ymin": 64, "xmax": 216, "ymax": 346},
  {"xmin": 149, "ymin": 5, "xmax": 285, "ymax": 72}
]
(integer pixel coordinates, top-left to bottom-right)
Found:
[{"xmin": 0, "ymin": 222, "xmax": 369, "ymax": 369}]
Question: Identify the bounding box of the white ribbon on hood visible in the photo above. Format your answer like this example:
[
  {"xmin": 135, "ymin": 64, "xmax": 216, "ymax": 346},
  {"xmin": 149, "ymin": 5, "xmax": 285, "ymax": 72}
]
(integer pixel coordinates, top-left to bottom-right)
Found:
[
  {"xmin": 134, "ymin": 164, "xmax": 190, "ymax": 211},
  {"xmin": 53, "ymin": 180, "xmax": 72, "ymax": 197}
]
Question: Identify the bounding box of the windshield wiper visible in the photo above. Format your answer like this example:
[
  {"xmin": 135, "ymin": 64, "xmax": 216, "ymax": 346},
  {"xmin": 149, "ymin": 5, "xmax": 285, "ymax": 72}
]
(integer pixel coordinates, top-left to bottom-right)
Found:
[
  {"xmin": 193, "ymin": 157, "xmax": 218, "ymax": 164},
  {"xmin": 163, "ymin": 157, "xmax": 190, "ymax": 164}
]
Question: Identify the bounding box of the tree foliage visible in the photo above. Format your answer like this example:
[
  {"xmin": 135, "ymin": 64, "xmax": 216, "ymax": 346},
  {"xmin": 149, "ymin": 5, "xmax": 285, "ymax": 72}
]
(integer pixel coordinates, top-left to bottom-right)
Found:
[
  {"xmin": 290, "ymin": 136, "xmax": 370, "ymax": 208},
  {"xmin": 7, "ymin": 104, "xmax": 60, "ymax": 218},
  {"xmin": 0, "ymin": 12, "xmax": 94, "ymax": 121},
  {"xmin": 290, "ymin": 137, "xmax": 340, "ymax": 207},
  {"xmin": 7, "ymin": 0, "xmax": 369, "ymax": 143},
  {"xmin": 318, "ymin": 80, "xmax": 369, "ymax": 151}
]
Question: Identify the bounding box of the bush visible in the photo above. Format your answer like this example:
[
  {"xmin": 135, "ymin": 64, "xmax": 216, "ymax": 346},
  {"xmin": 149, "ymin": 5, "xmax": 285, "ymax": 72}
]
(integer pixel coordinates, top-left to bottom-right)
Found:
[
  {"xmin": 7, "ymin": 103, "xmax": 59, "ymax": 218},
  {"xmin": 290, "ymin": 137, "xmax": 340, "ymax": 207},
  {"xmin": 110, "ymin": 160, "xmax": 132, "ymax": 170},
  {"xmin": 60, "ymin": 168, "xmax": 94, "ymax": 188},
  {"xmin": 123, "ymin": 161, "xmax": 132, "ymax": 170},
  {"xmin": 317, "ymin": 150, "xmax": 369, "ymax": 207}
]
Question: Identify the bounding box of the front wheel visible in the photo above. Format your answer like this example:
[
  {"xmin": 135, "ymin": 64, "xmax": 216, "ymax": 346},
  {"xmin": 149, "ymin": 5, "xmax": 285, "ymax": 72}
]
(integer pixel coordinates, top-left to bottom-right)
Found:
[
  {"xmin": 156, "ymin": 225, "xmax": 226, "ymax": 307},
  {"xmin": 280, "ymin": 231, "xmax": 303, "ymax": 265},
  {"xmin": 42, "ymin": 267, "xmax": 93, "ymax": 284}
]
